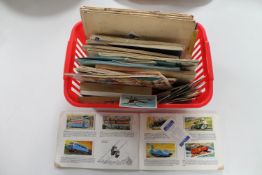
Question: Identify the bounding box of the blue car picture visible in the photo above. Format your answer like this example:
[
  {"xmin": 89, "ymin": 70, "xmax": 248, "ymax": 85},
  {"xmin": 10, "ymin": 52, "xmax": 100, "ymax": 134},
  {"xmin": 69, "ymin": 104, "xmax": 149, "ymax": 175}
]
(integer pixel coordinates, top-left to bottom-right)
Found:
[
  {"xmin": 67, "ymin": 121, "xmax": 89, "ymax": 128},
  {"xmin": 149, "ymin": 144, "xmax": 173, "ymax": 157},
  {"xmin": 65, "ymin": 142, "xmax": 92, "ymax": 155},
  {"xmin": 66, "ymin": 115, "xmax": 94, "ymax": 129}
]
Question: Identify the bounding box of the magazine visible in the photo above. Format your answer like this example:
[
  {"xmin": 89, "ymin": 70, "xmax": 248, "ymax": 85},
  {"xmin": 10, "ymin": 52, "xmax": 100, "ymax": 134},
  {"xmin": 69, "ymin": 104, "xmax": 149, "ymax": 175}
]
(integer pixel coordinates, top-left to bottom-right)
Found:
[{"xmin": 55, "ymin": 110, "xmax": 223, "ymax": 171}]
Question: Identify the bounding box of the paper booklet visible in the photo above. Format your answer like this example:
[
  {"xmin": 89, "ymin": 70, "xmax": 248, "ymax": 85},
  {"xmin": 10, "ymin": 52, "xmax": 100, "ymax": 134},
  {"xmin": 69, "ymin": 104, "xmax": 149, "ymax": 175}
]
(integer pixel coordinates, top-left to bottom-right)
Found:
[{"xmin": 55, "ymin": 110, "xmax": 223, "ymax": 171}]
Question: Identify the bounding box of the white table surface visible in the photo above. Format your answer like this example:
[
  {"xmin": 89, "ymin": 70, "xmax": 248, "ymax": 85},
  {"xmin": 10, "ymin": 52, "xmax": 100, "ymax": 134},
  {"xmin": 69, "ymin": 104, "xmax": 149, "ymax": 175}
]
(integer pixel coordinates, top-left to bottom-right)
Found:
[{"xmin": 0, "ymin": 0, "xmax": 262, "ymax": 175}]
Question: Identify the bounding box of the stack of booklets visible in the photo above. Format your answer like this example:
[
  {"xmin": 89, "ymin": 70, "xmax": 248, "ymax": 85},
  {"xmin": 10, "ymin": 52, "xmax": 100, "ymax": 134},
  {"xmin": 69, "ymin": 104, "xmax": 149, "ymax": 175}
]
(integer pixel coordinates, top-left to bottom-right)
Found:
[{"xmin": 66, "ymin": 6, "xmax": 202, "ymax": 107}]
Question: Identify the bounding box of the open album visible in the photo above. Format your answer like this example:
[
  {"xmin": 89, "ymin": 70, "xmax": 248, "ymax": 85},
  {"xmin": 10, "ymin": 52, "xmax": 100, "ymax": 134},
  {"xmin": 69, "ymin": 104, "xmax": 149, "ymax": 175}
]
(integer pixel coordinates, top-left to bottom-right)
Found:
[{"xmin": 55, "ymin": 111, "xmax": 223, "ymax": 171}]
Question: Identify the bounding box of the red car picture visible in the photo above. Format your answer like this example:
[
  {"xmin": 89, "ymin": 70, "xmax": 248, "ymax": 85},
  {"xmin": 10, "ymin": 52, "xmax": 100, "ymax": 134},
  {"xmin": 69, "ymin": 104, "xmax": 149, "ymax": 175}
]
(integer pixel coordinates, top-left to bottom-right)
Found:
[
  {"xmin": 186, "ymin": 143, "xmax": 214, "ymax": 158},
  {"xmin": 191, "ymin": 145, "xmax": 209, "ymax": 155}
]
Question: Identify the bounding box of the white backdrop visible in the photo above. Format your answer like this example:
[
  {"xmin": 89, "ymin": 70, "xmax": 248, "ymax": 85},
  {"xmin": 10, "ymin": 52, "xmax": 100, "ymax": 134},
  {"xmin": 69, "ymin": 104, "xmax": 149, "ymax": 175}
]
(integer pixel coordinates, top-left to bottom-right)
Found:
[{"xmin": 0, "ymin": 0, "xmax": 262, "ymax": 175}]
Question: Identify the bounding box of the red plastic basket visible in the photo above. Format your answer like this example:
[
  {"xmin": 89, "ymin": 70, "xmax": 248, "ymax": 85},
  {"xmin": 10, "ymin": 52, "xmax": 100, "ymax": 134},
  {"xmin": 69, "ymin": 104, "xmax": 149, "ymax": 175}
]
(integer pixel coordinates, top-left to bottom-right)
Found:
[{"xmin": 63, "ymin": 21, "xmax": 214, "ymax": 108}]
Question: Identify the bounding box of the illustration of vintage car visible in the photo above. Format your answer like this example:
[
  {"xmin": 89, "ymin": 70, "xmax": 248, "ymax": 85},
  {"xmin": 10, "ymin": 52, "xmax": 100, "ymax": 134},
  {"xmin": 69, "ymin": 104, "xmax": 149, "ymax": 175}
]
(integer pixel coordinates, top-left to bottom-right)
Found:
[
  {"xmin": 67, "ymin": 116, "xmax": 92, "ymax": 128},
  {"xmin": 149, "ymin": 145, "xmax": 172, "ymax": 157},
  {"xmin": 191, "ymin": 145, "xmax": 209, "ymax": 155},
  {"xmin": 148, "ymin": 119, "xmax": 166, "ymax": 130},
  {"xmin": 151, "ymin": 120, "xmax": 166, "ymax": 128},
  {"xmin": 190, "ymin": 119, "xmax": 208, "ymax": 130},
  {"xmin": 102, "ymin": 117, "xmax": 130, "ymax": 130},
  {"xmin": 65, "ymin": 142, "xmax": 91, "ymax": 154}
]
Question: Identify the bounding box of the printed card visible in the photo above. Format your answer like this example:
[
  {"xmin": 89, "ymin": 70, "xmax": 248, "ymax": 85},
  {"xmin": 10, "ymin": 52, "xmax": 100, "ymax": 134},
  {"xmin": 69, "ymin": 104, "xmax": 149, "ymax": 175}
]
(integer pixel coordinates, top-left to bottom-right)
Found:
[{"xmin": 119, "ymin": 94, "xmax": 157, "ymax": 108}]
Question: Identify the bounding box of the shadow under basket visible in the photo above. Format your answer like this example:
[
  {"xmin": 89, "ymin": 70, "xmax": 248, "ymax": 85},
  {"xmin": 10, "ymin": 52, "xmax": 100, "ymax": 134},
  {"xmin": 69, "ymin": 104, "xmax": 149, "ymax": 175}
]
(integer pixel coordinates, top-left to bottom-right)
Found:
[{"xmin": 63, "ymin": 21, "xmax": 214, "ymax": 108}]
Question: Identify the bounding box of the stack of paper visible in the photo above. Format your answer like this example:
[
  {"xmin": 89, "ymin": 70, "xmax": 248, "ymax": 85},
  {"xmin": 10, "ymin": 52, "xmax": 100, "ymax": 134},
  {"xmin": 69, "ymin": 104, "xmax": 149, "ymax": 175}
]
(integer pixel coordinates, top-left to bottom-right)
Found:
[
  {"xmin": 65, "ymin": 6, "xmax": 201, "ymax": 106},
  {"xmin": 80, "ymin": 6, "xmax": 197, "ymax": 59}
]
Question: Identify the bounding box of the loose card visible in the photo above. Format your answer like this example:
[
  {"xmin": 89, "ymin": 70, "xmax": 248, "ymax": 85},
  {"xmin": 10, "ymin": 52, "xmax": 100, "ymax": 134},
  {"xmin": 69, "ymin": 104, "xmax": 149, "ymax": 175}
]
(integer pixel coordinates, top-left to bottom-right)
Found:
[{"xmin": 119, "ymin": 94, "xmax": 157, "ymax": 108}]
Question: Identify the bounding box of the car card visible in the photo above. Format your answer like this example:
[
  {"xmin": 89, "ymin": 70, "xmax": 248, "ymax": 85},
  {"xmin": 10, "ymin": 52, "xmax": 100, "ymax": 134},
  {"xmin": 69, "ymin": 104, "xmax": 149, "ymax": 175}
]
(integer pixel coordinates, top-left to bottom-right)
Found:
[{"xmin": 119, "ymin": 94, "xmax": 157, "ymax": 108}]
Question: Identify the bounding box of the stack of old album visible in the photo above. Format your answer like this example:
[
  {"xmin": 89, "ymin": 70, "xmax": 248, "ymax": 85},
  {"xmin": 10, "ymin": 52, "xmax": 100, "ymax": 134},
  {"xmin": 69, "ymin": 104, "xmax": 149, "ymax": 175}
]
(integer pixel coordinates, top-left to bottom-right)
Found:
[{"xmin": 66, "ymin": 6, "xmax": 202, "ymax": 105}]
